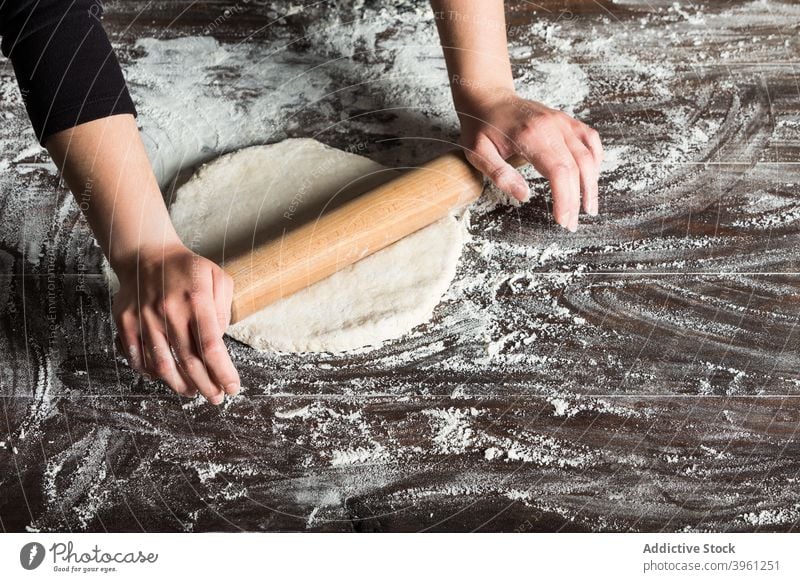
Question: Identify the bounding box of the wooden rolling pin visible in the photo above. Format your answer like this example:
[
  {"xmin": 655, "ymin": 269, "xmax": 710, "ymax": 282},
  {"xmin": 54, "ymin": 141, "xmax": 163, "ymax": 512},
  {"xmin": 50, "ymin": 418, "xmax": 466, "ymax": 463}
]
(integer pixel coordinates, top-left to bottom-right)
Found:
[{"xmin": 223, "ymin": 151, "xmax": 527, "ymax": 323}]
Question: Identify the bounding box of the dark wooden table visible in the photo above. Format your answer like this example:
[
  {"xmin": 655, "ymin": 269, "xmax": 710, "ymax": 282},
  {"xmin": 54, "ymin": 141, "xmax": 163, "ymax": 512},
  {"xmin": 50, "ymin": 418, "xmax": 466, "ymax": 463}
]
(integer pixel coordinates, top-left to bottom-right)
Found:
[{"xmin": 1, "ymin": 0, "xmax": 799, "ymax": 532}]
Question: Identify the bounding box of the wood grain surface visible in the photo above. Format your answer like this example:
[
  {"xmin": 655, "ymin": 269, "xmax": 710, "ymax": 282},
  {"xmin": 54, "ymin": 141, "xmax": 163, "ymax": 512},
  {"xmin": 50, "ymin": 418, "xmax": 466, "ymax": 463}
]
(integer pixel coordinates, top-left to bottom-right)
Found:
[{"xmin": 1, "ymin": 0, "xmax": 799, "ymax": 532}]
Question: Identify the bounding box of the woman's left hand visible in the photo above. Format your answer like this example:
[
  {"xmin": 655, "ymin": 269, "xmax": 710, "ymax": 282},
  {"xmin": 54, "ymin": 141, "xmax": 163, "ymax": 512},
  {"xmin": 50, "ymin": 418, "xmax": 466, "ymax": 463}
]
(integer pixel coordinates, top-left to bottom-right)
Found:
[{"xmin": 457, "ymin": 89, "xmax": 604, "ymax": 231}]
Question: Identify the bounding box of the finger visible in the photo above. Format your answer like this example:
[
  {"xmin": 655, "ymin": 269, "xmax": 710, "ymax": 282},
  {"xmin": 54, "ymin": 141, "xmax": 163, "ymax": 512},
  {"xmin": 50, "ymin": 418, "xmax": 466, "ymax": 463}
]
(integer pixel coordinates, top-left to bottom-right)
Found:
[
  {"xmin": 141, "ymin": 314, "xmax": 195, "ymax": 398},
  {"xmin": 190, "ymin": 290, "xmax": 241, "ymax": 396},
  {"xmin": 524, "ymin": 139, "xmax": 581, "ymax": 231},
  {"xmin": 213, "ymin": 268, "xmax": 234, "ymax": 331},
  {"xmin": 565, "ymin": 135, "xmax": 599, "ymax": 216},
  {"xmin": 580, "ymin": 125, "xmax": 605, "ymax": 165},
  {"xmin": 168, "ymin": 316, "xmax": 226, "ymax": 405},
  {"xmin": 464, "ymin": 136, "xmax": 530, "ymax": 202},
  {"xmin": 116, "ymin": 310, "xmax": 147, "ymax": 374}
]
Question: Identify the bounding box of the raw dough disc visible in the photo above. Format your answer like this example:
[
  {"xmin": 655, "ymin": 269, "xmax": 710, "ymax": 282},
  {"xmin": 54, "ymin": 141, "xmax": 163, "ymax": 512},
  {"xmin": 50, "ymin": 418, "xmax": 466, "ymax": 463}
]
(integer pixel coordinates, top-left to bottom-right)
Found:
[{"xmin": 169, "ymin": 138, "xmax": 467, "ymax": 353}]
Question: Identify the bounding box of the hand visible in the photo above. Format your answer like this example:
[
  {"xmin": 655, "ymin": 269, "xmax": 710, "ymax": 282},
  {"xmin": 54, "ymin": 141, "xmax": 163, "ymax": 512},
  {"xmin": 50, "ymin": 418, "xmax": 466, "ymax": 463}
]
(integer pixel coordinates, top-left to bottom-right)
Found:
[
  {"xmin": 112, "ymin": 242, "xmax": 240, "ymax": 404},
  {"xmin": 457, "ymin": 88, "xmax": 604, "ymax": 231}
]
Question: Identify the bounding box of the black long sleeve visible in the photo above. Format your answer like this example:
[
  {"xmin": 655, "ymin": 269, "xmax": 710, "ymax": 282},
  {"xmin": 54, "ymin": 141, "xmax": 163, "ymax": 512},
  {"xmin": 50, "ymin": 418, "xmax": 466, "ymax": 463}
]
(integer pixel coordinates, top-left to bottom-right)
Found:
[{"xmin": 0, "ymin": 0, "xmax": 137, "ymax": 145}]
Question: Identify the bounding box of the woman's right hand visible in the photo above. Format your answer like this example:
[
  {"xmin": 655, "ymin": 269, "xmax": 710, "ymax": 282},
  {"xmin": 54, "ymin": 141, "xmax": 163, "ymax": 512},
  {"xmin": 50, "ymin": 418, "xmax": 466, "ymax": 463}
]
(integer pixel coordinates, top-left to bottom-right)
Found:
[{"xmin": 112, "ymin": 241, "xmax": 240, "ymax": 404}]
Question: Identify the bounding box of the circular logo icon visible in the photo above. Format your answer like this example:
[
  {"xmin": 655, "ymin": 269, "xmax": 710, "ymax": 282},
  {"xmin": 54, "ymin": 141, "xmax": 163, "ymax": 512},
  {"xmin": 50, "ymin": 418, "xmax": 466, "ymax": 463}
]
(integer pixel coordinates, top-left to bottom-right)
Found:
[{"xmin": 20, "ymin": 542, "xmax": 46, "ymax": 570}]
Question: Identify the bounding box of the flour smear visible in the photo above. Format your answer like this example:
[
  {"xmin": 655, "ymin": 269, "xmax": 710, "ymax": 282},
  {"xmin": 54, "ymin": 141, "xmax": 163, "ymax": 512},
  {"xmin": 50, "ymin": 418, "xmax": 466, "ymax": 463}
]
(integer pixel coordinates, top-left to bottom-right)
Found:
[{"xmin": 2, "ymin": 0, "xmax": 797, "ymax": 533}]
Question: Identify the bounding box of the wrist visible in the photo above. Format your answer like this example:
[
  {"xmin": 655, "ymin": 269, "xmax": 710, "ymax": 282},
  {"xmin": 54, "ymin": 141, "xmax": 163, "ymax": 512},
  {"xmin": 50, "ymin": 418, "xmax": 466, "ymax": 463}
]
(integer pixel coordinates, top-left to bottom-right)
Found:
[
  {"xmin": 452, "ymin": 81, "xmax": 516, "ymax": 116},
  {"xmin": 110, "ymin": 235, "xmax": 186, "ymax": 278}
]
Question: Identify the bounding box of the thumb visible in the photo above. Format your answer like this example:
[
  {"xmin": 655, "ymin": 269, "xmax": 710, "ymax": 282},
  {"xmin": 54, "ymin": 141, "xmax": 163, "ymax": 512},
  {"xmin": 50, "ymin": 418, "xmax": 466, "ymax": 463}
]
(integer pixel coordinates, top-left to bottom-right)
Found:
[{"xmin": 463, "ymin": 136, "xmax": 530, "ymax": 202}]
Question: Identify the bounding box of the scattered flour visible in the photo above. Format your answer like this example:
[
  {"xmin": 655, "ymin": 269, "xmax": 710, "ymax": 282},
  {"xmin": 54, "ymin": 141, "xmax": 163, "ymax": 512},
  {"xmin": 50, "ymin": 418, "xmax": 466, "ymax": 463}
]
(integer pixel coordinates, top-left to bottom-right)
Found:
[{"xmin": 2, "ymin": 0, "xmax": 797, "ymax": 533}]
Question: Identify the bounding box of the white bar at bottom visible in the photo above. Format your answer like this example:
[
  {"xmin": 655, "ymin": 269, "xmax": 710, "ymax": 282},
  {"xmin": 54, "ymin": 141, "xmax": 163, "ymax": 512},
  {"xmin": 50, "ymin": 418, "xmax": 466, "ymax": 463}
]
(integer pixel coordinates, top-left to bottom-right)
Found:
[{"xmin": 0, "ymin": 533, "xmax": 796, "ymax": 581}]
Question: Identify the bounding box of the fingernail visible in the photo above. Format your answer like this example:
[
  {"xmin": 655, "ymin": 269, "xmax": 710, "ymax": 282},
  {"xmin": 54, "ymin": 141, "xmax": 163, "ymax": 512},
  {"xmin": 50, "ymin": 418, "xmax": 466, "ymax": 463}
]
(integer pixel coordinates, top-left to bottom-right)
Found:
[
  {"xmin": 568, "ymin": 216, "xmax": 578, "ymax": 232},
  {"xmin": 224, "ymin": 382, "xmax": 240, "ymax": 394},
  {"xmin": 127, "ymin": 347, "xmax": 140, "ymax": 368},
  {"xmin": 142, "ymin": 372, "xmax": 152, "ymax": 381}
]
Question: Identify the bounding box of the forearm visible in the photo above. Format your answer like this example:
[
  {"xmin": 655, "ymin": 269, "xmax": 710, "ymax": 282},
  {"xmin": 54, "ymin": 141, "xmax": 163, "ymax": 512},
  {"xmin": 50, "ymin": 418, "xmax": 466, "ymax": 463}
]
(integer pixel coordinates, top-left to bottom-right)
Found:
[
  {"xmin": 431, "ymin": 0, "xmax": 514, "ymax": 110},
  {"xmin": 46, "ymin": 114, "xmax": 181, "ymax": 272}
]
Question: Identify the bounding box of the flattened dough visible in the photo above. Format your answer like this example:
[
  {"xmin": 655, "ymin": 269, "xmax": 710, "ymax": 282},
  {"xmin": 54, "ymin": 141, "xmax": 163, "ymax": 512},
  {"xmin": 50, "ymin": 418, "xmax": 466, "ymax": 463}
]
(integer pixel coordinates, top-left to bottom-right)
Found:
[{"xmin": 169, "ymin": 138, "xmax": 466, "ymax": 353}]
